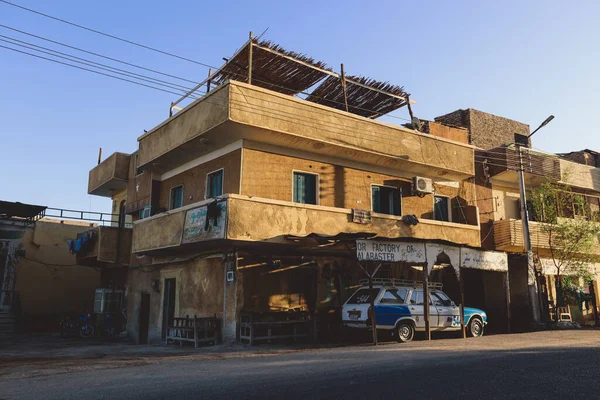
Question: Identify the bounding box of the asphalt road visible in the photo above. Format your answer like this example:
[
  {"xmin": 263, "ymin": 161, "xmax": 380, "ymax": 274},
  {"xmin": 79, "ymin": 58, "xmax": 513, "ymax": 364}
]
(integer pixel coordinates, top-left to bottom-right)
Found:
[{"xmin": 1, "ymin": 330, "xmax": 599, "ymax": 399}]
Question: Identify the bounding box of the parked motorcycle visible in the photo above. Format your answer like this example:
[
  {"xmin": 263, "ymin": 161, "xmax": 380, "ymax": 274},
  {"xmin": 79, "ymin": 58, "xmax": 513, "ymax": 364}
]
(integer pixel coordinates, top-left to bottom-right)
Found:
[{"xmin": 60, "ymin": 312, "xmax": 96, "ymax": 339}]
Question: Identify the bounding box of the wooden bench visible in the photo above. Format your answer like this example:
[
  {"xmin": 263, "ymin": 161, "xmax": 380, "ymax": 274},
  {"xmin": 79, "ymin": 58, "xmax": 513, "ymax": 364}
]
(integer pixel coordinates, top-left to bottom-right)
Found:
[
  {"xmin": 240, "ymin": 311, "xmax": 311, "ymax": 345},
  {"xmin": 165, "ymin": 314, "xmax": 220, "ymax": 348}
]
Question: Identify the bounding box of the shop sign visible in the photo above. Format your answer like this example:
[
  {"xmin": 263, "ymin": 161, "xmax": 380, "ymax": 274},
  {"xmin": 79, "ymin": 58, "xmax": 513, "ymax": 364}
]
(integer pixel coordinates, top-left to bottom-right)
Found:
[{"xmin": 182, "ymin": 201, "xmax": 227, "ymax": 243}]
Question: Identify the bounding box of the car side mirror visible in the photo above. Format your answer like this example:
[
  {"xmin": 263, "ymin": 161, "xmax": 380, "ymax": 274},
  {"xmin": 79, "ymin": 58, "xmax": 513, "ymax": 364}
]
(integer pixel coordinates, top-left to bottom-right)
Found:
[{"xmin": 450, "ymin": 301, "xmax": 456, "ymax": 306}]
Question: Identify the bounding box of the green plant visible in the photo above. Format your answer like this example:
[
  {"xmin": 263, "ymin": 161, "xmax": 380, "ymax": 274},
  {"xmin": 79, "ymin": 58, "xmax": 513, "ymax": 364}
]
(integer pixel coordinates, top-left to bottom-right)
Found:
[{"xmin": 530, "ymin": 177, "xmax": 600, "ymax": 307}]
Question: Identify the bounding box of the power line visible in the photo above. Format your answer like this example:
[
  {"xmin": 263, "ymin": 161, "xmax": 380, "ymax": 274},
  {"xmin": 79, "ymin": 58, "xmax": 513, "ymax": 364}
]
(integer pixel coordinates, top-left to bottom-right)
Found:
[
  {"xmin": 0, "ymin": 36, "xmax": 195, "ymax": 93},
  {"xmin": 0, "ymin": 24, "xmax": 200, "ymax": 85},
  {"xmin": 0, "ymin": 3, "xmax": 413, "ymax": 122},
  {"xmin": 0, "ymin": 44, "xmax": 201, "ymax": 98},
  {"xmin": 0, "ymin": 0, "xmax": 215, "ymax": 68}
]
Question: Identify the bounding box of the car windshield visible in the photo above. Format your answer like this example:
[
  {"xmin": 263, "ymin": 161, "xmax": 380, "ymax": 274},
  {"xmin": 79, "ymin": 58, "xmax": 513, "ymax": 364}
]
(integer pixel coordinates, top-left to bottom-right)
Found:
[{"xmin": 346, "ymin": 288, "xmax": 380, "ymax": 304}]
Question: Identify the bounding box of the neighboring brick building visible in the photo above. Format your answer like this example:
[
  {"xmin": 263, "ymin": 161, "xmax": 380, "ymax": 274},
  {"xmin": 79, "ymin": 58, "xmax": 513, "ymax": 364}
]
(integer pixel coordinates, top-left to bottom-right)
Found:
[
  {"xmin": 558, "ymin": 149, "xmax": 600, "ymax": 168},
  {"xmin": 435, "ymin": 108, "xmax": 530, "ymax": 149}
]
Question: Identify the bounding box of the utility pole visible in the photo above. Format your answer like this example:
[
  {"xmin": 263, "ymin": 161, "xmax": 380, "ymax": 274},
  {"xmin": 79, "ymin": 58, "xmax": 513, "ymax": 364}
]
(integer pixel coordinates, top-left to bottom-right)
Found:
[
  {"xmin": 517, "ymin": 144, "xmax": 541, "ymax": 323},
  {"xmin": 515, "ymin": 114, "xmax": 554, "ymax": 324}
]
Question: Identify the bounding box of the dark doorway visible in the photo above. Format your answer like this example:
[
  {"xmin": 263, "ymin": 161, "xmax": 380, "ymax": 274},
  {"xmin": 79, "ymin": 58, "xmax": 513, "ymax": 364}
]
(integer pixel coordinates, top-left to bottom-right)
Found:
[
  {"xmin": 462, "ymin": 269, "xmax": 508, "ymax": 333},
  {"xmin": 162, "ymin": 278, "xmax": 176, "ymax": 339},
  {"xmin": 139, "ymin": 293, "xmax": 150, "ymax": 344}
]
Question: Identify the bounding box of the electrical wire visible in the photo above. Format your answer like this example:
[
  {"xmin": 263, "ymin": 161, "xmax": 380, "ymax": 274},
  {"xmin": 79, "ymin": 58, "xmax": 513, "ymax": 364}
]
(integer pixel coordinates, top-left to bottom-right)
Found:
[
  {"xmin": 0, "ymin": 44, "xmax": 201, "ymax": 98},
  {"xmin": 0, "ymin": 37, "xmax": 196, "ymax": 94},
  {"xmin": 0, "ymin": 0, "xmax": 215, "ymax": 68},
  {"xmin": 0, "ymin": 24, "xmax": 200, "ymax": 84},
  {"xmin": 0, "ymin": 7, "xmax": 413, "ymax": 122}
]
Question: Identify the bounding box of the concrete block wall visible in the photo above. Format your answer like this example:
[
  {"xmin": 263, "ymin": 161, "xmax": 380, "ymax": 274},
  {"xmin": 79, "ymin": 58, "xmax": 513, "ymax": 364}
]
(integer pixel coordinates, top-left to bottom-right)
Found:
[{"xmin": 435, "ymin": 109, "xmax": 530, "ymax": 150}]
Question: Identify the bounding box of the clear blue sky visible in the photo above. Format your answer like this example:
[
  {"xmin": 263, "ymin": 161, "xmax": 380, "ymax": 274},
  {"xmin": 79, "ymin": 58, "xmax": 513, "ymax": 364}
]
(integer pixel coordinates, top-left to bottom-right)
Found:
[{"xmin": 1, "ymin": 0, "xmax": 598, "ymax": 214}]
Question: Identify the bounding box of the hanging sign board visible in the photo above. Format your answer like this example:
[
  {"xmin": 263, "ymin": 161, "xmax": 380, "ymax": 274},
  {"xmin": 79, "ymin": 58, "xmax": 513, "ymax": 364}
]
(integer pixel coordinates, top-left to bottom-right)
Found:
[
  {"xmin": 460, "ymin": 248, "xmax": 508, "ymax": 272},
  {"xmin": 356, "ymin": 240, "xmax": 425, "ymax": 263},
  {"xmin": 182, "ymin": 201, "xmax": 227, "ymax": 243}
]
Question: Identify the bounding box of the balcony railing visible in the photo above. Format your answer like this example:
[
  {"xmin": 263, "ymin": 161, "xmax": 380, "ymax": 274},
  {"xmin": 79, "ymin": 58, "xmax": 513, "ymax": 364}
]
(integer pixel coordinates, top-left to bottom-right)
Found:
[
  {"xmin": 482, "ymin": 147, "xmax": 561, "ymax": 184},
  {"xmin": 132, "ymin": 194, "xmax": 481, "ymax": 254},
  {"xmin": 88, "ymin": 152, "xmax": 130, "ymax": 197},
  {"xmin": 493, "ymin": 218, "xmax": 600, "ymax": 254},
  {"xmin": 560, "ymin": 159, "xmax": 600, "ymax": 191}
]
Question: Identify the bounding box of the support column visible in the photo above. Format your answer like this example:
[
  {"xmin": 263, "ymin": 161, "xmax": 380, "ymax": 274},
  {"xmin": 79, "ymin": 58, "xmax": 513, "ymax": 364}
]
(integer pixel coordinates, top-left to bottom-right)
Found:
[
  {"xmin": 423, "ymin": 264, "xmax": 431, "ymax": 341},
  {"xmin": 459, "ymin": 268, "xmax": 466, "ymax": 338}
]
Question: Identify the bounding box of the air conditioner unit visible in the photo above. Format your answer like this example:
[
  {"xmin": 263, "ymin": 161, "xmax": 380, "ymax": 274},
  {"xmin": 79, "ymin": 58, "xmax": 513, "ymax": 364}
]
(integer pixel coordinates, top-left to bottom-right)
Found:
[{"xmin": 413, "ymin": 176, "xmax": 433, "ymax": 194}]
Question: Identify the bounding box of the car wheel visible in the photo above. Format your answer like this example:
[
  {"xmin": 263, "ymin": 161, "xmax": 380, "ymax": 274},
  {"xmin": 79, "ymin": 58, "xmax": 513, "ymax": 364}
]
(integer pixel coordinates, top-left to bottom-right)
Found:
[
  {"xmin": 396, "ymin": 322, "xmax": 415, "ymax": 343},
  {"xmin": 468, "ymin": 317, "xmax": 484, "ymax": 337}
]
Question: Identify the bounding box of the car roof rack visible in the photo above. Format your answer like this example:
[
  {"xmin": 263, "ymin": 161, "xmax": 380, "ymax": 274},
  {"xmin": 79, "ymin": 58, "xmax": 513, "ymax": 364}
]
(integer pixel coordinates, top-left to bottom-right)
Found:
[{"xmin": 358, "ymin": 278, "xmax": 443, "ymax": 290}]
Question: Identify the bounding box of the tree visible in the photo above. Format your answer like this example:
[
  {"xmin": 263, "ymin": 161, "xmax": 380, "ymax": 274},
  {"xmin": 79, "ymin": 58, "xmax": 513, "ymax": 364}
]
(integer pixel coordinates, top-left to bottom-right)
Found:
[{"xmin": 529, "ymin": 178, "xmax": 600, "ymax": 309}]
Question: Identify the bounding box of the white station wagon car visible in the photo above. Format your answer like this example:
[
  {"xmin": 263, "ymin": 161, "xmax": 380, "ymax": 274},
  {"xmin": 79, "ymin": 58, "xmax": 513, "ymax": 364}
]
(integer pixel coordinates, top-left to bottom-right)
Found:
[{"xmin": 342, "ymin": 279, "xmax": 487, "ymax": 342}]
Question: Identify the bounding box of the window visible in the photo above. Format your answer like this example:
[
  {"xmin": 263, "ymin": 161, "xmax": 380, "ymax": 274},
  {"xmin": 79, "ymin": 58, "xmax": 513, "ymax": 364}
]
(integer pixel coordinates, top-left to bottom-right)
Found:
[
  {"xmin": 206, "ymin": 169, "xmax": 223, "ymax": 198},
  {"xmin": 94, "ymin": 289, "xmax": 123, "ymax": 314},
  {"xmin": 169, "ymin": 185, "xmax": 184, "ymax": 210},
  {"xmin": 139, "ymin": 206, "xmax": 151, "ymax": 220},
  {"xmin": 372, "ymin": 185, "xmax": 401, "ymax": 216},
  {"xmin": 380, "ymin": 288, "xmax": 408, "ymax": 304},
  {"xmin": 293, "ymin": 172, "xmax": 318, "ymax": 205},
  {"xmin": 434, "ymin": 196, "xmax": 451, "ymax": 222},
  {"xmin": 346, "ymin": 288, "xmax": 380, "ymax": 304},
  {"xmin": 430, "ymin": 291, "xmax": 453, "ymax": 306},
  {"xmin": 409, "ymin": 290, "xmax": 424, "ymax": 305}
]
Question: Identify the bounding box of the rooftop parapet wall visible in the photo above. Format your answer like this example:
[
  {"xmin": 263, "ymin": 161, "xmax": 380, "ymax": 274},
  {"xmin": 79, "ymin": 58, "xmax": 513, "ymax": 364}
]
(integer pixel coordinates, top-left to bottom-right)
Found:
[{"xmin": 137, "ymin": 81, "xmax": 475, "ymax": 180}]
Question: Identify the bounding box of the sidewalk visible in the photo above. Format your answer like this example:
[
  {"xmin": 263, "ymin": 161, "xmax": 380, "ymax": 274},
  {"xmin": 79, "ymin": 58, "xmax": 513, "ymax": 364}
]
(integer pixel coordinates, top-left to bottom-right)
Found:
[{"xmin": 0, "ymin": 333, "xmax": 341, "ymax": 380}]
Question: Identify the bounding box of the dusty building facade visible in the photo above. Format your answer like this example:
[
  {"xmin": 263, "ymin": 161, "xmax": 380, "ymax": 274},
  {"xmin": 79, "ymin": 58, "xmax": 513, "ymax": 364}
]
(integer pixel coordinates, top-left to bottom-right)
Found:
[
  {"xmin": 85, "ymin": 39, "xmax": 522, "ymax": 344},
  {"xmin": 0, "ymin": 202, "xmax": 102, "ymax": 332},
  {"xmin": 475, "ymin": 144, "xmax": 600, "ymax": 328}
]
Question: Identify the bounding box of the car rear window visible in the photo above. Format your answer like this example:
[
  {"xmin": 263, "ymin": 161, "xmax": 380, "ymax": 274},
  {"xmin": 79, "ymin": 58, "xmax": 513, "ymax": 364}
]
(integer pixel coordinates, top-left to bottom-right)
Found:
[
  {"xmin": 346, "ymin": 288, "xmax": 380, "ymax": 304},
  {"xmin": 380, "ymin": 288, "xmax": 408, "ymax": 304}
]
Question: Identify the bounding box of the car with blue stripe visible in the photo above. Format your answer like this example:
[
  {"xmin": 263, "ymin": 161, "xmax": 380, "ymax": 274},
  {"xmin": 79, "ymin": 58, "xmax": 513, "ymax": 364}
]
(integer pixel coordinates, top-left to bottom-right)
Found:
[{"xmin": 342, "ymin": 279, "xmax": 487, "ymax": 342}]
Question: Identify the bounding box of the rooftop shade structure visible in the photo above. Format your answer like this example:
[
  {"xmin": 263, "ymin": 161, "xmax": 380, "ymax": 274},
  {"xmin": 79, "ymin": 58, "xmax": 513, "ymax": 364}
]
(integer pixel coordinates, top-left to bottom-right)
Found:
[{"xmin": 173, "ymin": 37, "xmax": 411, "ymax": 119}]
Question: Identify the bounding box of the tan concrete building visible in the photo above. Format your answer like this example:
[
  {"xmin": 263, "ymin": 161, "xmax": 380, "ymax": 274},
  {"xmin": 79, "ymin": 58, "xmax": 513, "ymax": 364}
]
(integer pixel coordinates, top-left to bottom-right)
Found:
[
  {"xmin": 476, "ymin": 145, "xmax": 600, "ymax": 327},
  {"xmin": 0, "ymin": 202, "xmax": 102, "ymax": 332},
  {"xmin": 86, "ymin": 39, "xmax": 521, "ymax": 344}
]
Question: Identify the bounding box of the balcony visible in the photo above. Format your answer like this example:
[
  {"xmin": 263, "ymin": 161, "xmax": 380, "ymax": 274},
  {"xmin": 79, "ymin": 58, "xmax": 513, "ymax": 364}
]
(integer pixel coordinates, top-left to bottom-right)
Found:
[
  {"xmin": 75, "ymin": 226, "xmax": 133, "ymax": 267},
  {"xmin": 493, "ymin": 219, "xmax": 551, "ymax": 252},
  {"xmin": 132, "ymin": 194, "xmax": 481, "ymax": 254},
  {"xmin": 137, "ymin": 81, "xmax": 475, "ymax": 180},
  {"xmin": 88, "ymin": 152, "xmax": 131, "ymax": 197},
  {"xmin": 560, "ymin": 159, "xmax": 600, "ymax": 192},
  {"xmin": 483, "ymin": 147, "xmax": 561, "ymax": 187}
]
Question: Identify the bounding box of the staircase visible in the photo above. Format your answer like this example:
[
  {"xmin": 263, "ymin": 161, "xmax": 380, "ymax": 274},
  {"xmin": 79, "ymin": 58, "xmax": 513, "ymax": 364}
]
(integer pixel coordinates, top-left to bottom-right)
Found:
[{"xmin": 0, "ymin": 311, "xmax": 16, "ymax": 334}]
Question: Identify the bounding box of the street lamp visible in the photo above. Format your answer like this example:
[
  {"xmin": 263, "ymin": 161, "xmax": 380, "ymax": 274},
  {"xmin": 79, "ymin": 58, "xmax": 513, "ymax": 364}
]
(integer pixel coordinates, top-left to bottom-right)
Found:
[{"xmin": 517, "ymin": 115, "xmax": 554, "ymax": 324}]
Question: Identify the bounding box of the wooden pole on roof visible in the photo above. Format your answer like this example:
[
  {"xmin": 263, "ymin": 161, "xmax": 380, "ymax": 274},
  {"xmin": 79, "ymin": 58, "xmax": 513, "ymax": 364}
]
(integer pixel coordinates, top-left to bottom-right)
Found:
[
  {"xmin": 406, "ymin": 94, "xmax": 415, "ymax": 121},
  {"xmin": 340, "ymin": 63, "xmax": 349, "ymax": 112},
  {"xmin": 207, "ymin": 68, "xmax": 212, "ymax": 93},
  {"xmin": 248, "ymin": 31, "xmax": 253, "ymax": 85}
]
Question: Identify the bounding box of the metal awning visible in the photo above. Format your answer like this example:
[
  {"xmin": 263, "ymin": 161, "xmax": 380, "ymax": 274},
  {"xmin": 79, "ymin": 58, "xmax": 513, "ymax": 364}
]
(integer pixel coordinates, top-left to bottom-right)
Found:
[{"xmin": 0, "ymin": 200, "xmax": 46, "ymax": 221}]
